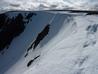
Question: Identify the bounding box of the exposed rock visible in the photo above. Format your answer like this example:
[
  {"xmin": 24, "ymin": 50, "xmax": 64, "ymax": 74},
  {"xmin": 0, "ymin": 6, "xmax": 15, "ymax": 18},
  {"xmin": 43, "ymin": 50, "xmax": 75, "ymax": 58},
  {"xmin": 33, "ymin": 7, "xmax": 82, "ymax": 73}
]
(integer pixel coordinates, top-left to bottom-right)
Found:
[
  {"xmin": 0, "ymin": 12, "xmax": 36, "ymax": 52},
  {"xmin": 25, "ymin": 12, "xmax": 37, "ymax": 24},
  {"xmin": 27, "ymin": 24, "xmax": 50, "ymax": 52},
  {"xmin": 0, "ymin": 13, "xmax": 25, "ymax": 52},
  {"xmin": 27, "ymin": 55, "xmax": 40, "ymax": 67}
]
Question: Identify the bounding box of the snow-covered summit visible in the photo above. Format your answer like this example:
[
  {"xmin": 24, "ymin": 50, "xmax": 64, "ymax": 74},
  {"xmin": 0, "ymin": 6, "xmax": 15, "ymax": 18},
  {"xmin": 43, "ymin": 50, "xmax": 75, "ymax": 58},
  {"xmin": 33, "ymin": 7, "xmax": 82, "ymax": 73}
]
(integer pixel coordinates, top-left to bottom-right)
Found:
[{"xmin": 0, "ymin": 10, "xmax": 98, "ymax": 74}]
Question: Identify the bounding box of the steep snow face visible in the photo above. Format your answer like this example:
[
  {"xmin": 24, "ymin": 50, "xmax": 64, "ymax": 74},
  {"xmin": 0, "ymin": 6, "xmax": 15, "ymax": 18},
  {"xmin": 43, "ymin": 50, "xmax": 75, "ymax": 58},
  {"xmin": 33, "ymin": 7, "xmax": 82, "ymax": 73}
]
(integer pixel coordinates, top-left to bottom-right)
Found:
[
  {"xmin": 0, "ymin": 11, "xmax": 98, "ymax": 74},
  {"xmin": 22, "ymin": 15, "xmax": 98, "ymax": 74},
  {"xmin": 0, "ymin": 0, "xmax": 98, "ymax": 12},
  {"xmin": 0, "ymin": 11, "xmax": 53, "ymax": 74}
]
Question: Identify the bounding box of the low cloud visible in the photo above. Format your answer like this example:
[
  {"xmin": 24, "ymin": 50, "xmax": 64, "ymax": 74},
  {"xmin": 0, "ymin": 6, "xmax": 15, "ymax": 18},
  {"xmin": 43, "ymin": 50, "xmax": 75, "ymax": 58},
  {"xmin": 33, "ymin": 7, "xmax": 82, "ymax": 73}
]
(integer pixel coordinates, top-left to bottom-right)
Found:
[{"xmin": 0, "ymin": 0, "xmax": 98, "ymax": 12}]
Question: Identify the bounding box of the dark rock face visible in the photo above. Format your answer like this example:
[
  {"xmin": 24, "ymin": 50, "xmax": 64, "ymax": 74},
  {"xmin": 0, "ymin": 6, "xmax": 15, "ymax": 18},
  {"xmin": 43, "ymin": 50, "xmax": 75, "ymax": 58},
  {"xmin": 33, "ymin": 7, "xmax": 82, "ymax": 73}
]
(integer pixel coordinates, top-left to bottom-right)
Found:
[
  {"xmin": 25, "ymin": 12, "xmax": 37, "ymax": 24},
  {"xmin": 27, "ymin": 24, "xmax": 50, "ymax": 52},
  {"xmin": 0, "ymin": 13, "xmax": 8, "ymax": 29},
  {"xmin": 86, "ymin": 12, "xmax": 98, "ymax": 15},
  {"xmin": 27, "ymin": 55, "xmax": 40, "ymax": 67},
  {"xmin": 26, "ymin": 12, "xmax": 37, "ymax": 20},
  {"xmin": 0, "ymin": 13, "xmax": 25, "ymax": 52},
  {"xmin": 33, "ymin": 24, "xmax": 50, "ymax": 49},
  {"xmin": 0, "ymin": 12, "xmax": 36, "ymax": 52},
  {"xmin": 24, "ymin": 53, "xmax": 28, "ymax": 57}
]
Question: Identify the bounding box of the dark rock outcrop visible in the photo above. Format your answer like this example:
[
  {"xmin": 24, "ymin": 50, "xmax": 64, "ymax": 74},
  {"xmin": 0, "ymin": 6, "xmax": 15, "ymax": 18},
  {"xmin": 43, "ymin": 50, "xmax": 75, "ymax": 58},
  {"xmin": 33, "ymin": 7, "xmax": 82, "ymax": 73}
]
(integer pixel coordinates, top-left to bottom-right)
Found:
[
  {"xmin": 25, "ymin": 12, "xmax": 37, "ymax": 24},
  {"xmin": 26, "ymin": 12, "xmax": 37, "ymax": 20},
  {"xmin": 0, "ymin": 13, "xmax": 25, "ymax": 52},
  {"xmin": 0, "ymin": 13, "xmax": 8, "ymax": 29},
  {"xmin": 24, "ymin": 53, "xmax": 28, "ymax": 57},
  {"xmin": 27, "ymin": 24, "xmax": 50, "ymax": 52},
  {"xmin": 27, "ymin": 55, "xmax": 40, "ymax": 67},
  {"xmin": 0, "ymin": 12, "xmax": 36, "ymax": 52}
]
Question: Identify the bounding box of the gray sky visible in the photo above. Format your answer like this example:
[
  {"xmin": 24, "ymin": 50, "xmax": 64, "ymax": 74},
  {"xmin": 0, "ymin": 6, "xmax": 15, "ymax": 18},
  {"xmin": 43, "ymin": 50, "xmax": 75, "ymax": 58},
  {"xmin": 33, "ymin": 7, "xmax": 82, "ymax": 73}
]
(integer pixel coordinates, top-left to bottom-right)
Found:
[{"xmin": 0, "ymin": 0, "xmax": 98, "ymax": 11}]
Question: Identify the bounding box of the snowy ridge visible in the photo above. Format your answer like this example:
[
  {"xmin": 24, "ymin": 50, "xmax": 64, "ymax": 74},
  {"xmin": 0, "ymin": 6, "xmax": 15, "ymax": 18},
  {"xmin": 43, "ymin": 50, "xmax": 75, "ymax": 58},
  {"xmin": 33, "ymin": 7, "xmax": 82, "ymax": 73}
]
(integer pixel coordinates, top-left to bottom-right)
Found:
[{"xmin": 0, "ymin": 11, "xmax": 98, "ymax": 74}]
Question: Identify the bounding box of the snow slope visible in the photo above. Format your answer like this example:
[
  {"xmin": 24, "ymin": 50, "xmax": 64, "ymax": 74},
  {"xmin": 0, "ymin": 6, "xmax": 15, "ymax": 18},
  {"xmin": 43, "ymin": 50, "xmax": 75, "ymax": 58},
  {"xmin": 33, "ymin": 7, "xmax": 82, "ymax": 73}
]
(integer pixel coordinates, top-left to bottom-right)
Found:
[{"xmin": 0, "ymin": 11, "xmax": 98, "ymax": 74}]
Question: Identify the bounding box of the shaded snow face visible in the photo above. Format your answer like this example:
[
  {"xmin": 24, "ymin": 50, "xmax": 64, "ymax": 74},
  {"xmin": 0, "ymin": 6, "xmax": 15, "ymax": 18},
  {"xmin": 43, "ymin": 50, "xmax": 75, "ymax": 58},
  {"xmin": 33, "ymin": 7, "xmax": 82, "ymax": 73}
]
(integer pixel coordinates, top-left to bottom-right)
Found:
[
  {"xmin": 0, "ymin": 13, "xmax": 25, "ymax": 52},
  {"xmin": 0, "ymin": 12, "xmax": 36, "ymax": 52},
  {"xmin": 0, "ymin": 0, "xmax": 98, "ymax": 12}
]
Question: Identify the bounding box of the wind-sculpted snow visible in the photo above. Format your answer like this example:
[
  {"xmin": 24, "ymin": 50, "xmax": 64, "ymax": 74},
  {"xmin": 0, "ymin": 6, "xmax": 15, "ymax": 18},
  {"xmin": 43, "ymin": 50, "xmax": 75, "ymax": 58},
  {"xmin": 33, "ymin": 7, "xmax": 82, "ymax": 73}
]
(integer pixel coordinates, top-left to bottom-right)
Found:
[
  {"xmin": 23, "ymin": 13, "xmax": 98, "ymax": 74},
  {"xmin": 86, "ymin": 24, "xmax": 98, "ymax": 34},
  {"xmin": 0, "ymin": 11, "xmax": 98, "ymax": 74},
  {"xmin": 82, "ymin": 24, "xmax": 98, "ymax": 48}
]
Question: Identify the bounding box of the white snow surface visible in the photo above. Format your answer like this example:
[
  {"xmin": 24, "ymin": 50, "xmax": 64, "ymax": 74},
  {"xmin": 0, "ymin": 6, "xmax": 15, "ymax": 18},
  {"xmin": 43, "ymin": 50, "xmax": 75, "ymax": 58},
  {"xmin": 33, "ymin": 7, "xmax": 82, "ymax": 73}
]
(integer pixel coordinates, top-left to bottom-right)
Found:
[
  {"xmin": 0, "ymin": 11, "xmax": 98, "ymax": 74},
  {"xmin": 0, "ymin": 0, "xmax": 98, "ymax": 13}
]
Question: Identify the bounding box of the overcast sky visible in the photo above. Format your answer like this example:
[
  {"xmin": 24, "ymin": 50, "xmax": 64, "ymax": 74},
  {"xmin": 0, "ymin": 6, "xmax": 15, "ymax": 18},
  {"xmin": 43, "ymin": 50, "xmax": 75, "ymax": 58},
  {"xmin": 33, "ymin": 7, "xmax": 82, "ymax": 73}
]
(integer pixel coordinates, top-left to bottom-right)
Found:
[{"xmin": 0, "ymin": 0, "xmax": 98, "ymax": 11}]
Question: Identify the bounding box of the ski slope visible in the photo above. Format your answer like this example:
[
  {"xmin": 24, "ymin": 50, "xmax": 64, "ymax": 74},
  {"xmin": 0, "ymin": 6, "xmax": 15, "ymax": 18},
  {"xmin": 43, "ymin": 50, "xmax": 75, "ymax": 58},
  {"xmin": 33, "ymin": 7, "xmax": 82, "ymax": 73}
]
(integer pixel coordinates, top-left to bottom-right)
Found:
[{"xmin": 0, "ymin": 10, "xmax": 98, "ymax": 74}]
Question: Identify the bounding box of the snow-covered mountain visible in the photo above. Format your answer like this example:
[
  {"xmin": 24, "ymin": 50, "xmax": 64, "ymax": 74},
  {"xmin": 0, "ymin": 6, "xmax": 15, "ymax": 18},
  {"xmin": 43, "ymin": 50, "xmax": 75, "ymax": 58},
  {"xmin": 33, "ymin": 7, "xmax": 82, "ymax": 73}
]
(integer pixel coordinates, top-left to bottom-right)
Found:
[{"xmin": 0, "ymin": 10, "xmax": 98, "ymax": 74}]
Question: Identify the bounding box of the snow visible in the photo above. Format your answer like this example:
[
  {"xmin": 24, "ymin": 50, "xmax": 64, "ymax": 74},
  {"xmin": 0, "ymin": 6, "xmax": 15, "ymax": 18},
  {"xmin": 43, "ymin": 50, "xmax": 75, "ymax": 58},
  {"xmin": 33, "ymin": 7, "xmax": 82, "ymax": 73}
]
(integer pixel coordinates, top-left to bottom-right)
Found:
[
  {"xmin": 0, "ymin": 10, "xmax": 98, "ymax": 74},
  {"xmin": 23, "ymin": 15, "xmax": 98, "ymax": 74}
]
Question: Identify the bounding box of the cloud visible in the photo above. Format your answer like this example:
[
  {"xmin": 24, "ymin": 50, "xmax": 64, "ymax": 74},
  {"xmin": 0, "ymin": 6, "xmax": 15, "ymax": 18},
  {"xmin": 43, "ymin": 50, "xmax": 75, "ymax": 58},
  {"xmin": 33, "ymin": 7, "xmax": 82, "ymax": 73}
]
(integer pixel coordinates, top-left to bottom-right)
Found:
[{"xmin": 0, "ymin": 0, "xmax": 98, "ymax": 12}]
